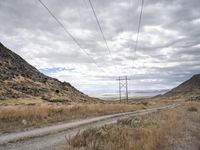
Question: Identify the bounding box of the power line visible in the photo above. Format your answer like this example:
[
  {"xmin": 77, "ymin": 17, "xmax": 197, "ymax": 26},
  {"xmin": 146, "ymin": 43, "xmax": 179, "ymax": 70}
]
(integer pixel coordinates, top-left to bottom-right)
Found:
[
  {"xmin": 131, "ymin": 0, "xmax": 144, "ymax": 73},
  {"xmin": 37, "ymin": 0, "xmax": 106, "ymax": 73},
  {"xmin": 82, "ymin": 0, "xmax": 101, "ymax": 39},
  {"xmin": 87, "ymin": 0, "xmax": 117, "ymax": 71}
]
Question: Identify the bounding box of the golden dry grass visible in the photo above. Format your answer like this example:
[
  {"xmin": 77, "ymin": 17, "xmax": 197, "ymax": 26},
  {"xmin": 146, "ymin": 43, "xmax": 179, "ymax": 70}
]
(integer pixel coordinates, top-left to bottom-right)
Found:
[
  {"xmin": 64, "ymin": 102, "xmax": 200, "ymax": 150},
  {"xmin": 0, "ymin": 102, "xmax": 150, "ymax": 132}
]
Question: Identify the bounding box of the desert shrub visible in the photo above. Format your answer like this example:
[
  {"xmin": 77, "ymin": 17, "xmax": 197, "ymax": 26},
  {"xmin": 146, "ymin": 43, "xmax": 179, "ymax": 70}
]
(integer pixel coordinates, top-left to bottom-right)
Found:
[
  {"xmin": 51, "ymin": 108, "xmax": 64, "ymax": 114},
  {"xmin": 65, "ymin": 108, "xmax": 183, "ymax": 150},
  {"xmin": 187, "ymin": 106, "xmax": 198, "ymax": 112},
  {"xmin": 141, "ymin": 101, "xmax": 148, "ymax": 106},
  {"xmin": 118, "ymin": 116, "xmax": 157, "ymax": 128}
]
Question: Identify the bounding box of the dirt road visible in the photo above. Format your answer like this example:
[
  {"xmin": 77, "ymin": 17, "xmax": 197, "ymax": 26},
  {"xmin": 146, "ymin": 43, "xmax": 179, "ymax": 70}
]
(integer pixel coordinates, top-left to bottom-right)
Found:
[{"xmin": 0, "ymin": 104, "xmax": 178, "ymax": 150}]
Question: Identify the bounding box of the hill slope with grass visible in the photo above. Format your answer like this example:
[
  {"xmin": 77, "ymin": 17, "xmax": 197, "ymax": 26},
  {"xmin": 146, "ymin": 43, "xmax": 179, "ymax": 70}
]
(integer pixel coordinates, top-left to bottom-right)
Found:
[{"xmin": 0, "ymin": 42, "xmax": 95, "ymax": 102}]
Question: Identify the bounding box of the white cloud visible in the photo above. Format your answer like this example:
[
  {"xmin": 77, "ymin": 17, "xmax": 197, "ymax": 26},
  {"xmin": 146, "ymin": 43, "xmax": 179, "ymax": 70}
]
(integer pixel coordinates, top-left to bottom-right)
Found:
[{"xmin": 0, "ymin": 0, "xmax": 200, "ymax": 96}]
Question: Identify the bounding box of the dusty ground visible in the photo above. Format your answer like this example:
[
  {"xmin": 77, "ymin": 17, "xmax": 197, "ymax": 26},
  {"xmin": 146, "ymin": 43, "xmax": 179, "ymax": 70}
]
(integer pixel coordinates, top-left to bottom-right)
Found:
[{"xmin": 64, "ymin": 101, "xmax": 200, "ymax": 150}]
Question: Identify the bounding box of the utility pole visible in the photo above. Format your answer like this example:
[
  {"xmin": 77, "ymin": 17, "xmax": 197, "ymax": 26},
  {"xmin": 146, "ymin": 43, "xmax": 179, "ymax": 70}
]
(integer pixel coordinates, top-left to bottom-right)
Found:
[
  {"xmin": 116, "ymin": 76, "xmax": 130, "ymax": 102},
  {"xmin": 125, "ymin": 76, "xmax": 128, "ymax": 102},
  {"xmin": 118, "ymin": 76, "xmax": 121, "ymax": 102}
]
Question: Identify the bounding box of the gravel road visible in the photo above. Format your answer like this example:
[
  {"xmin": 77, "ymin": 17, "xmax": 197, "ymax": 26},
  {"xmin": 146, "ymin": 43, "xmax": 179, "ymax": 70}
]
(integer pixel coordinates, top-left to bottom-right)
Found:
[{"xmin": 0, "ymin": 104, "xmax": 178, "ymax": 150}]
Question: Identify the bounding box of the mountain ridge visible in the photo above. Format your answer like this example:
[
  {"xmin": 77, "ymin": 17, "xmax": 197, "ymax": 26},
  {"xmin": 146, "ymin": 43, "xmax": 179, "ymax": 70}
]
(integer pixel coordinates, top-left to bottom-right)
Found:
[{"xmin": 163, "ymin": 74, "xmax": 200, "ymax": 100}]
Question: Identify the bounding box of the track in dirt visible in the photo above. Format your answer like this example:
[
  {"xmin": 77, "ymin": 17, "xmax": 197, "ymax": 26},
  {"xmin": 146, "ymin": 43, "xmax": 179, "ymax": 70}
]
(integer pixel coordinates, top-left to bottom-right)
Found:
[{"xmin": 0, "ymin": 104, "xmax": 179, "ymax": 150}]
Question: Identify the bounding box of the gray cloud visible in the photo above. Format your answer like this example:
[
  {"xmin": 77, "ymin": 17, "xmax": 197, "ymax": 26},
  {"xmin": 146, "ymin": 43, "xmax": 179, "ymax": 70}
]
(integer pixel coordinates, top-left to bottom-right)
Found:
[{"xmin": 0, "ymin": 0, "xmax": 200, "ymax": 95}]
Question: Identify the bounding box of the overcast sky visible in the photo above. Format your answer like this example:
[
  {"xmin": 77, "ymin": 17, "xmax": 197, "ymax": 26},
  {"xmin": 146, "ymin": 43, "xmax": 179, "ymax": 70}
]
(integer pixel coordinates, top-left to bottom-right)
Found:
[{"xmin": 0, "ymin": 0, "xmax": 200, "ymax": 96}]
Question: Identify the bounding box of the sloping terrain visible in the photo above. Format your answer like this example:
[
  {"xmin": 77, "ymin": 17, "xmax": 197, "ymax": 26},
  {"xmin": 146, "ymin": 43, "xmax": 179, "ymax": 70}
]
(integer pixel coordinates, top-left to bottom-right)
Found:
[
  {"xmin": 164, "ymin": 74, "xmax": 200, "ymax": 100},
  {"xmin": 0, "ymin": 42, "xmax": 95, "ymax": 102}
]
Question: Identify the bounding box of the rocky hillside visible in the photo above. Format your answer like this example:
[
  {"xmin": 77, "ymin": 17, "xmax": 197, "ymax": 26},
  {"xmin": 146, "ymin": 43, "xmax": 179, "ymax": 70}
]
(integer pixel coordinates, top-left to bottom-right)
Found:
[
  {"xmin": 0, "ymin": 42, "xmax": 96, "ymax": 102},
  {"xmin": 164, "ymin": 74, "xmax": 200, "ymax": 100}
]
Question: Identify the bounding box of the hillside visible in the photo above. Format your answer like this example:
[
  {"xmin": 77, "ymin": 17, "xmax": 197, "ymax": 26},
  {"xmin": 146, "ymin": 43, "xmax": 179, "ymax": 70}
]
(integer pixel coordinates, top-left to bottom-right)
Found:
[
  {"xmin": 0, "ymin": 42, "xmax": 95, "ymax": 102},
  {"xmin": 164, "ymin": 74, "xmax": 200, "ymax": 99}
]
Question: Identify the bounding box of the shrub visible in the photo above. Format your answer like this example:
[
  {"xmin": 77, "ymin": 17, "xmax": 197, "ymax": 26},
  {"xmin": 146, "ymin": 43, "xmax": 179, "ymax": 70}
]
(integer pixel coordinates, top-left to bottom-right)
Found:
[
  {"xmin": 187, "ymin": 106, "xmax": 198, "ymax": 112},
  {"xmin": 55, "ymin": 90, "xmax": 60, "ymax": 94},
  {"xmin": 51, "ymin": 108, "xmax": 64, "ymax": 114}
]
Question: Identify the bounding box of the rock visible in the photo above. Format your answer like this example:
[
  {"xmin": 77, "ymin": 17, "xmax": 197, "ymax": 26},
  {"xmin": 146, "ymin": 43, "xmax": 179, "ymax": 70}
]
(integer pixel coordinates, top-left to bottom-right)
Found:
[{"xmin": 22, "ymin": 119, "xmax": 27, "ymax": 125}]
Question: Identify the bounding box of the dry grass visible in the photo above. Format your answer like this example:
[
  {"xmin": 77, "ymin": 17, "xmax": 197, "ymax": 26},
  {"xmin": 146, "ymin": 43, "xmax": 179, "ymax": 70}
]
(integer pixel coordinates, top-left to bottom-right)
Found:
[
  {"xmin": 64, "ymin": 102, "xmax": 198, "ymax": 150},
  {"xmin": 0, "ymin": 102, "xmax": 149, "ymax": 132},
  {"xmin": 162, "ymin": 102, "xmax": 200, "ymax": 150}
]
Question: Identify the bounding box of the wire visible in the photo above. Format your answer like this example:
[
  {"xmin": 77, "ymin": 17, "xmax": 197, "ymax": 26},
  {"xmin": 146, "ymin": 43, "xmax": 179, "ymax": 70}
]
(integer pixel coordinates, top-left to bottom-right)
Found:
[
  {"xmin": 131, "ymin": 0, "xmax": 144, "ymax": 74},
  {"xmin": 87, "ymin": 0, "xmax": 117, "ymax": 72},
  {"xmin": 37, "ymin": 0, "xmax": 106, "ymax": 73},
  {"xmin": 82, "ymin": 0, "xmax": 101, "ymax": 39}
]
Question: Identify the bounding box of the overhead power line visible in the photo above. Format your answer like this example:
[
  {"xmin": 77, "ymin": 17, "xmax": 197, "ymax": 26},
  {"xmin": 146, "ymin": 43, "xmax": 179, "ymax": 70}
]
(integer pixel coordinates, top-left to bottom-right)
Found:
[
  {"xmin": 37, "ymin": 0, "xmax": 106, "ymax": 73},
  {"xmin": 82, "ymin": 0, "xmax": 101, "ymax": 38},
  {"xmin": 135, "ymin": 0, "xmax": 144, "ymax": 54},
  {"xmin": 131, "ymin": 0, "xmax": 144, "ymax": 73},
  {"xmin": 87, "ymin": 0, "xmax": 117, "ymax": 71}
]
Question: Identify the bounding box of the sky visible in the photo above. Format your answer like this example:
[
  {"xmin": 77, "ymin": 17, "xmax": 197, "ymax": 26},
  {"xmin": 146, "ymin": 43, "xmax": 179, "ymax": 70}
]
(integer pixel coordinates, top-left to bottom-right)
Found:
[{"xmin": 0, "ymin": 0, "xmax": 200, "ymax": 96}]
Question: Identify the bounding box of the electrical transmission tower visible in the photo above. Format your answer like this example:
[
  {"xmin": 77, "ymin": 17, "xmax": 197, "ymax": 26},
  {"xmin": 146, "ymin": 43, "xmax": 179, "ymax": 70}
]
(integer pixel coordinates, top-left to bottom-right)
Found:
[{"xmin": 116, "ymin": 76, "xmax": 130, "ymax": 102}]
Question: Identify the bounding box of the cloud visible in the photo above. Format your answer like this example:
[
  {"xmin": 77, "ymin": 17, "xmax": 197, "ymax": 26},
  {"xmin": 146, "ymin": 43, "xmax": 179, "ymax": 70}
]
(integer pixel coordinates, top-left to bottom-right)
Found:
[{"xmin": 0, "ymin": 0, "xmax": 200, "ymax": 96}]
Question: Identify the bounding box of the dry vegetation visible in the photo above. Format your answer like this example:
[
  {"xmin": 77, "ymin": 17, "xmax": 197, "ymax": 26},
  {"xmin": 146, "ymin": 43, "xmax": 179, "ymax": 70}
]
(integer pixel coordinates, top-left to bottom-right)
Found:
[
  {"xmin": 162, "ymin": 102, "xmax": 200, "ymax": 150},
  {"xmin": 0, "ymin": 99, "xmax": 155, "ymax": 133},
  {"xmin": 63, "ymin": 102, "xmax": 200, "ymax": 150}
]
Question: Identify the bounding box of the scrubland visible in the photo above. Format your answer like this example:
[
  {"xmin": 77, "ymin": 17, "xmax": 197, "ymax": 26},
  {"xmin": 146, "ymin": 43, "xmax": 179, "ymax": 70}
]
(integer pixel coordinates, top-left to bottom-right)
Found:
[
  {"xmin": 0, "ymin": 98, "xmax": 160, "ymax": 133},
  {"xmin": 64, "ymin": 101, "xmax": 200, "ymax": 150}
]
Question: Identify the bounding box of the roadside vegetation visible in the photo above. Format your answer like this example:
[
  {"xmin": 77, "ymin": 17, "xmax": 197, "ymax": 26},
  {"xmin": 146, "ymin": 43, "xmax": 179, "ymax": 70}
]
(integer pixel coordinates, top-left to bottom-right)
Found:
[
  {"xmin": 64, "ymin": 102, "xmax": 200, "ymax": 150},
  {"xmin": 0, "ymin": 101, "xmax": 152, "ymax": 133}
]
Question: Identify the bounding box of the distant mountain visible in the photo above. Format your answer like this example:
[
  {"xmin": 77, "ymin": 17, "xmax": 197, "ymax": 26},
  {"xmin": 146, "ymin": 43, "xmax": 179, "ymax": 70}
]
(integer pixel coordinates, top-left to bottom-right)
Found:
[
  {"xmin": 163, "ymin": 74, "xmax": 200, "ymax": 99},
  {"xmin": 0, "ymin": 42, "xmax": 96, "ymax": 102},
  {"xmin": 129, "ymin": 89, "xmax": 169, "ymax": 94}
]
